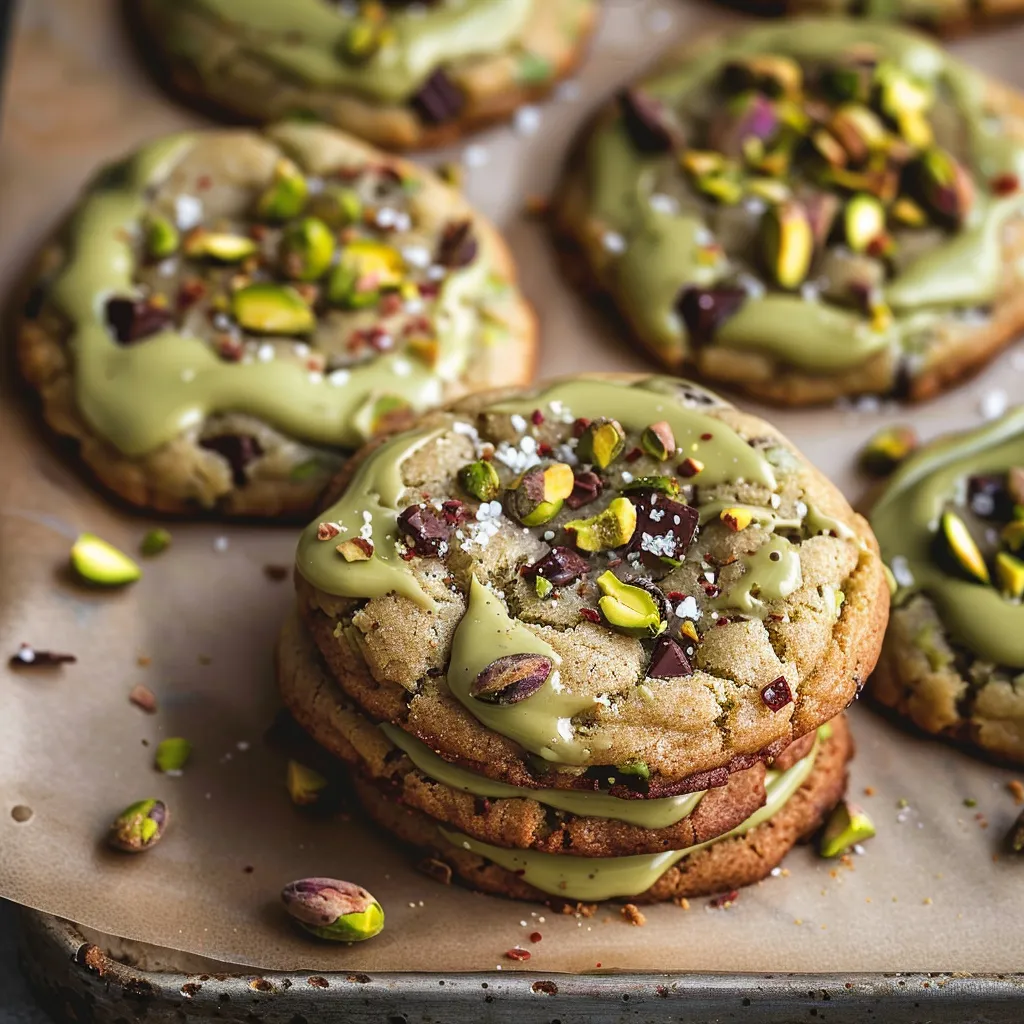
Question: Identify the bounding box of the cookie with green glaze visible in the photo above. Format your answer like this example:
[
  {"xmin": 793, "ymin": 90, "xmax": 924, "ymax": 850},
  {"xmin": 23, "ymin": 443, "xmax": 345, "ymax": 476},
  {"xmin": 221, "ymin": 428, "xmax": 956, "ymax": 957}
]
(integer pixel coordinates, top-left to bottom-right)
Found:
[
  {"xmin": 17, "ymin": 123, "xmax": 536, "ymax": 517},
  {"xmin": 554, "ymin": 19, "xmax": 1024, "ymax": 405},
  {"xmin": 870, "ymin": 408, "xmax": 1024, "ymax": 765},
  {"xmin": 290, "ymin": 374, "xmax": 886, "ymax": 800},
  {"xmin": 129, "ymin": 0, "xmax": 598, "ymax": 150},
  {"xmin": 349, "ymin": 714, "xmax": 852, "ymax": 904}
]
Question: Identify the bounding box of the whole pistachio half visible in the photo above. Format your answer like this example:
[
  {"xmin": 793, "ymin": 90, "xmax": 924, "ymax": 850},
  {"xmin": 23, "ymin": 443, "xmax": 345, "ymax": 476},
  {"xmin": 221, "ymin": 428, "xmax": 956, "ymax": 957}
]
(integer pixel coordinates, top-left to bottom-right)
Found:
[{"xmin": 282, "ymin": 878, "xmax": 384, "ymax": 942}]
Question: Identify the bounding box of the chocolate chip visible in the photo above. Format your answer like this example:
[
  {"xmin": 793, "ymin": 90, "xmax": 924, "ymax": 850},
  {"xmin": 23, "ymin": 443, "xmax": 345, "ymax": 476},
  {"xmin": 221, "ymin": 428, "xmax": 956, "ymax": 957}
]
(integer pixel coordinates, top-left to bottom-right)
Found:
[
  {"xmin": 199, "ymin": 434, "xmax": 264, "ymax": 488},
  {"xmin": 105, "ymin": 297, "xmax": 174, "ymax": 344},
  {"xmin": 967, "ymin": 474, "xmax": 1013, "ymax": 521},
  {"xmin": 676, "ymin": 287, "xmax": 747, "ymax": 344},
  {"xmin": 522, "ymin": 546, "xmax": 590, "ymax": 587},
  {"xmin": 618, "ymin": 87, "xmax": 685, "ymax": 153},
  {"xmin": 411, "ymin": 68, "xmax": 465, "ymax": 124},
  {"xmin": 397, "ymin": 503, "xmax": 452, "ymax": 556},
  {"xmin": 647, "ymin": 636, "xmax": 693, "ymax": 679},
  {"xmin": 625, "ymin": 490, "xmax": 699, "ymax": 560},
  {"xmin": 263, "ymin": 565, "xmax": 289, "ymax": 581},
  {"xmin": 566, "ymin": 470, "xmax": 603, "ymax": 510},
  {"xmin": 760, "ymin": 675, "xmax": 793, "ymax": 712},
  {"xmin": 435, "ymin": 220, "xmax": 478, "ymax": 268},
  {"xmin": 8, "ymin": 644, "xmax": 76, "ymax": 668}
]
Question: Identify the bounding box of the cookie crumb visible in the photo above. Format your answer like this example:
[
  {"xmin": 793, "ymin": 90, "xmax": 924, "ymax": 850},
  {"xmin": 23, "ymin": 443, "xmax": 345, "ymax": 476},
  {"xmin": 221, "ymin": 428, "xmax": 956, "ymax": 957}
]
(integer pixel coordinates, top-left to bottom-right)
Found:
[
  {"xmin": 709, "ymin": 889, "xmax": 739, "ymax": 909},
  {"xmin": 1008, "ymin": 780, "xmax": 1024, "ymax": 805},
  {"xmin": 620, "ymin": 904, "xmax": 646, "ymax": 926},
  {"xmin": 863, "ymin": 786, "xmax": 876, "ymax": 797},
  {"xmin": 129, "ymin": 684, "xmax": 158, "ymax": 713}
]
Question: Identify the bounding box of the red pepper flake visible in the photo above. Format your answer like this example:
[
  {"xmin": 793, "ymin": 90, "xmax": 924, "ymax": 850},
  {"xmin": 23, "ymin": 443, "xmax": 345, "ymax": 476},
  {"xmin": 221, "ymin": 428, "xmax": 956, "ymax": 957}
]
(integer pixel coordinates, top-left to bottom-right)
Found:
[
  {"xmin": 8, "ymin": 644, "xmax": 76, "ymax": 668},
  {"xmin": 991, "ymin": 173, "xmax": 1020, "ymax": 196},
  {"xmin": 378, "ymin": 292, "xmax": 403, "ymax": 316},
  {"xmin": 625, "ymin": 446, "xmax": 643, "ymax": 463},
  {"xmin": 263, "ymin": 564, "xmax": 289, "ymax": 581},
  {"xmin": 700, "ymin": 580, "xmax": 721, "ymax": 598},
  {"xmin": 529, "ymin": 931, "xmax": 543, "ymax": 943},
  {"xmin": 666, "ymin": 591, "xmax": 687, "ymax": 602},
  {"xmin": 700, "ymin": 432, "xmax": 713, "ymax": 441},
  {"xmin": 177, "ymin": 279, "xmax": 207, "ymax": 310},
  {"xmin": 537, "ymin": 442, "xmax": 553, "ymax": 457},
  {"xmin": 709, "ymin": 889, "xmax": 739, "ymax": 909},
  {"xmin": 505, "ymin": 948, "xmax": 531, "ymax": 962},
  {"xmin": 196, "ymin": 174, "xmax": 213, "ymax": 191},
  {"xmin": 595, "ymin": 962, "xmax": 602, "ymax": 968},
  {"xmin": 760, "ymin": 675, "xmax": 793, "ymax": 712},
  {"xmin": 677, "ymin": 457, "xmax": 704, "ymax": 478},
  {"xmin": 572, "ymin": 417, "xmax": 591, "ymax": 438},
  {"xmin": 129, "ymin": 683, "xmax": 158, "ymax": 713},
  {"xmin": 531, "ymin": 408, "xmax": 545, "ymax": 426},
  {"xmin": 579, "ymin": 608, "xmax": 601, "ymax": 624}
]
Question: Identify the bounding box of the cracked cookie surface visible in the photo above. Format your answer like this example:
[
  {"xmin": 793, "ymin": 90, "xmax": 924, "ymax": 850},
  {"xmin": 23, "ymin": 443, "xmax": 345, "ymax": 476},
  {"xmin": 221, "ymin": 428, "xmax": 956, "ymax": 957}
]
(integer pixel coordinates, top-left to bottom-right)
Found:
[
  {"xmin": 131, "ymin": 0, "xmax": 598, "ymax": 150},
  {"xmin": 17, "ymin": 122, "xmax": 535, "ymax": 517}
]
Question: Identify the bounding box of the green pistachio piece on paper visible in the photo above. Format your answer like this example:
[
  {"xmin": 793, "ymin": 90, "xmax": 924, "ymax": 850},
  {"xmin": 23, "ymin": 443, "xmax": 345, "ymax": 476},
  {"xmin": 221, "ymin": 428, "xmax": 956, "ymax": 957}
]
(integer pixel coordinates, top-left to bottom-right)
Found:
[
  {"xmin": 287, "ymin": 761, "xmax": 328, "ymax": 806},
  {"xmin": 576, "ymin": 419, "xmax": 627, "ymax": 470},
  {"xmin": 140, "ymin": 528, "xmax": 172, "ymax": 557},
  {"xmin": 108, "ymin": 798, "xmax": 168, "ymax": 853},
  {"xmin": 282, "ymin": 877, "xmax": 384, "ymax": 942},
  {"xmin": 70, "ymin": 533, "xmax": 141, "ymax": 586},
  {"xmin": 280, "ymin": 217, "xmax": 336, "ymax": 281},
  {"xmin": 155, "ymin": 737, "xmax": 192, "ymax": 774},
  {"xmin": 256, "ymin": 158, "xmax": 309, "ymax": 221},
  {"xmin": 144, "ymin": 214, "xmax": 179, "ymax": 260},
  {"xmin": 458, "ymin": 460, "xmax": 501, "ymax": 502},
  {"xmin": 819, "ymin": 800, "xmax": 876, "ymax": 858},
  {"xmin": 232, "ymin": 283, "xmax": 315, "ymax": 335},
  {"xmin": 565, "ymin": 497, "xmax": 637, "ymax": 552},
  {"xmin": 596, "ymin": 570, "xmax": 666, "ymax": 636},
  {"xmin": 940, "ymin": 510, "xmax": 989, "ymax": 584}
]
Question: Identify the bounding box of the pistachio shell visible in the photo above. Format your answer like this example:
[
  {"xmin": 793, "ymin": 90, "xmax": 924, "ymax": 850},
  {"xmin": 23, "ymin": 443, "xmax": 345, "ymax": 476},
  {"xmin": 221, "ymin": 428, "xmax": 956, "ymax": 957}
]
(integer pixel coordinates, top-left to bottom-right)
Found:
[
  {"xmin": 280, "ymin": 217, "xmax": 336, "ymax": 281},
  {"xmin": 996, "ymin": 552, "xmax": 1024, "ymax": 600},
  {"xmin": 565, "ymin": 496, "xmax": 637, "ymax": 552},
  {"xmin": 144, "ymin": 215, "xmax": 179, "ymax": 260},
  {"xmin": 70, "ymin": 533, "xmax": 141, "ymax": 586},
  {"xmin": 576, "ymin": 419, "xmax": 626, "ymax": 469},
  {"xmin": 232, "ymin": 283, "xmax": 315, "ymax": 335},
  {"xmin": 287, "ymin": 761, "xmax": 328, "ymax": 806},
  {"xmin": 820, "ymin": 800, "xmax": 876, "ymax": 858},
  {"xmin": 760, "ymin": 200, "xmax": 813, "ymax": 290},
  {"xmin": 844, "ymin": 193, "xmax": 886, "ymax": 253},
  {"xmin": 458, "ymin": 460, "xmax": 501, "ymax": 502},
  {"xmin": 108, "ymin": 799, "xmax": 168, "ymax": 853},
  {"xmin": 184, "ymin": 231, "xmax": 258, "ymax": 263},
  {"xmin": 596, "ymin": 571, "xmax": 665, "ymax": 636},
  {"xmin": 940, "ymin": 510, "xmax": 989, "ymax": 583},
  {"xmin": 155, "ymin": 737, "xmax": 192, "ymax": 773},
  {"xmin": 858, "ymin": 425, "xmax": 918, "ymax": 476}
]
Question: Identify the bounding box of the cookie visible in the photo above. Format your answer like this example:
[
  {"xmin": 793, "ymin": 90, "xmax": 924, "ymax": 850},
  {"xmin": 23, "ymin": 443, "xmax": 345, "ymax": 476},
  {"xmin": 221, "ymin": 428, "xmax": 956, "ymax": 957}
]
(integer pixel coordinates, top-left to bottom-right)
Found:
[
  {"xmin": 17, "ymin": 122, "xmax": 536, "ymax": 517},
  {"xmin": 349, "ymin": 714, "xmax": 852, "ymax": 904},
  {"xmin": 553, "ymin": 19, "xmax": 1024, "ymax": 406},
  {"xmin": 129, "ymin": 0, "xmax": 598, "ymax": 150},
  {"xmin": 278, "ymin": 608, "xmax": 787, "ymax": 858},
  {"xmin": 869, "ymin": 409, "xmax": 1024, "ymax": 765},
  {"xmin": 292, "ymin": 374, "xmax": 886, "ymax": 793}
]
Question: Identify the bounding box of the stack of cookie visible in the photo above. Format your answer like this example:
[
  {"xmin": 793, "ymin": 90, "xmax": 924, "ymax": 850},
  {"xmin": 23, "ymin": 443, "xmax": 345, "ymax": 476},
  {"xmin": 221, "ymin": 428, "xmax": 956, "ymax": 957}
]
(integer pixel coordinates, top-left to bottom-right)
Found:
[{"xmin": 279, "ymin": 374, "xmax": 887, "ymax": 903}]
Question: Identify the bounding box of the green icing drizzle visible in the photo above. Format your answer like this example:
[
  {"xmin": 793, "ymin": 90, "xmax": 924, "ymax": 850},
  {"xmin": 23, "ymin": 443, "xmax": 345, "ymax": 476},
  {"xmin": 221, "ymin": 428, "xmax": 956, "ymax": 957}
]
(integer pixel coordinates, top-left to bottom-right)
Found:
[
  {"xmin": 180, "ymin": 0, "xmax": 533, "ymax": 102},
  {"xmin": 440, "ymin": 733, "xmax": 820, "ymax": 901},
  {"xmin": 713, "ymin": 534, "xmax": 803, "ymax": 615},
  {"xmin": 380, "ymin": 723, "xmax": 705, "ymax": 829},
  {"xmin": 871, "ymin": 408, "xmax": 1024, "ymax": 668},
  {"xmin": 586, "ymin": 19, "xmax": 1024, "ymax": 375},
  {"xmin": 49, "ymin": 133, "xmax": 488, "ymax": 457}
]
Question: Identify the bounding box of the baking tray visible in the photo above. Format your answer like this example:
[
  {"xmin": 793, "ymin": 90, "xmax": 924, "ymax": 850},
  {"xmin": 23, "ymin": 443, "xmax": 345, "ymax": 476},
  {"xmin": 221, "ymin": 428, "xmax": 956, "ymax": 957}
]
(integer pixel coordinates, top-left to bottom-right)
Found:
[{"xmin": 16, "ymin": 907, "xmax": 1024, "ymax": 1023}]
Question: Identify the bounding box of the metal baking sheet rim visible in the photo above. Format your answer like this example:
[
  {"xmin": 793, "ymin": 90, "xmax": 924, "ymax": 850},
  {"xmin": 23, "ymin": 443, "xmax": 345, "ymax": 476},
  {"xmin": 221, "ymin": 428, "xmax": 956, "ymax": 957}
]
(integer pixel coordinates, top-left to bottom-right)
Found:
[{"xmin": 16, "ymin": 907, "xmax": 1024, "ymax": 1023}]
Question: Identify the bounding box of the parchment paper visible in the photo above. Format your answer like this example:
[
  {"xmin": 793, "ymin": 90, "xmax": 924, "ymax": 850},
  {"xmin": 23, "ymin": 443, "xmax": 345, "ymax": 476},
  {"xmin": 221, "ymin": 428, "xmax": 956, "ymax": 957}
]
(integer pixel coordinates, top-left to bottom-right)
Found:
[{"xmin": 3, "ymin": 0, "xmax": 1024, "ymax": 975}]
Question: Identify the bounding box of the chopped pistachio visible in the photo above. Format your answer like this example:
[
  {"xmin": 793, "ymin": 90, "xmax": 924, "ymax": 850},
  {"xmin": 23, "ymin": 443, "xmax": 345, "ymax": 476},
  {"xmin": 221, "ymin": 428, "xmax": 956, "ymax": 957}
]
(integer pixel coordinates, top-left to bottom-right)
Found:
[
  {"xmin": 337, "ymin": 6, "xmax": 390, "ymax": 63},
  {"xmin": 108, "ymin": 799, "xmax": 168, "ymax": 853},
  {"xmin": 623, "ymin": 475, "xmax": 680, "ymax": 496},
  {"xmin": 996, "ymin": 552, "xmax": 1024, "ymax": 600},
  {"xmin": 256, "ymin": 159, "xmax": 309, "ymax": 221},
  {"xmin": 144, "ymin": 215, "xmax": 179, "ymax": 260},
  {"xmin": 279, "ymin": 217, "xmax": 336, "ymax": 281},
  {"xmin": 720, "ymin": 507, "xmax": 755, "ymax": 532},
  {"xmin": 184, "ymin": 231, "xmax": 258, "ymax": 263},
  {"xmin": 680, "ymin": 620, "xmax": 699, "ymax": 642},
  {"xmin": 337, "ymin": 538, "xmax": 374, "ymax": 562},
  {"xmin": 140, "ymin": 528, "xmax": 172, "ymax": 557},
  {"xmin": 940, "ymin": 510, "xmax": 989, "ymax": 583},
  {"xmin": 232, "ymin": 283, "xmax": 315, "ymax": 335},
  {"xmin": 327, "ymin": 240, "xmax": 404, "ymax": 308},
  {"xmin": 844, "ymin": 193, "xmax": 885, "ymax": 253},
  {"xmin": 287, "ymin": 761, "xmax": 328, "ymax": 806},
  {"xmin": 641, "ymin": 421, "xmax": 675, "ymax": 460},
  {"xmin": 596, "ymin": 571, "xmax": 666, "ymax": 636},
  {"xmin": 820, "ymin": 800, "xmax": 876, "ymax": 858},
  {"xmin": 760, "ymin": 200, "xmax": 813, "ymax": 290},
  {"xmin": 307, "ymin": 187, "xmax": 363, "ymax": 229},
  {"xmin": 565, "ymin": 497, "xmax": 637, "ymax": 552},
  {"xmin": 508, "ymin": 463, "xmax": 574, "ymax": 526},
  {"xmin": 576, "ymin": 419, "xmax": 627, "ymax": 469},
  {"xmin": 458, "ymin": 460, "xmax": 501, "ymax": 502},
  {"xmin": 534, "ymin": 575, "xmax": 554, "ymax": 600},
  {"xmin": 858, "ymin": 425, "xmax": 918, "ymax": 476},
  {"xmin": 747, "ymin": 177, "xmax": 790, "ymax": 204},
  {"xmin": 890, "ymin": 197, "xmax": 928, "ymax": 228},
  {"xmin": 155, "ymin": 737, "xmax": 192, "ymax": 773},
  {"xmin": 71, "ymin": 534, "xmax": 141, "ymax": 586},
  {"xmin": 616, "ymin": 759, "xmax": 651, "ymax": 780}
]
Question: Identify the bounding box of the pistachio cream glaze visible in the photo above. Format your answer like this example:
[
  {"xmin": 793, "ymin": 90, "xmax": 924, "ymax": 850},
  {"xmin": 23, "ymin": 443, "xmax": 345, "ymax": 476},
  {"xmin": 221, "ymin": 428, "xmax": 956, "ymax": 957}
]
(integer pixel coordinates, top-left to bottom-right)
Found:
[
  {"xmin": 297, "ymin": 377, "xmax": 859, "ymax": 766},
  {"xmin": 584, "ymin": 20, "xmax": 1024, "ymax": 375},
  {"xmin": 43, "ymin": 126, "xmax": 510, "ymax": 458},
  {"xmin": 872, "ymin": 408, "xmax": 1024, "ymax": 668},
  {"xmin": 439, "ymin": 732, "xmax": 822, "ymax": 901}
]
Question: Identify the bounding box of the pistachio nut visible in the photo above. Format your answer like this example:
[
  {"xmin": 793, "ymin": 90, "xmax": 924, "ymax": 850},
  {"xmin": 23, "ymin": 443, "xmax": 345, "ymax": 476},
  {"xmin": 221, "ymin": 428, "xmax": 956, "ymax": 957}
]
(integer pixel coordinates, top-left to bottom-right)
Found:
[
  {"xmin": 695, "ymin": 170, "xmax": 744, "ymax": 205},
  {"xmin": 810, "ymin": 129, "xmax": 849, "ymax": 170},
  {"xmin": 155, "ymin": 737, "xmax": 192, "ymax": 773},
  {"xmin": 508, "ymin": 463, "xmax": 574, "ymax": 526},
  {"xmin": 1002, "ymin": 520, "xmax": 1024, "ymax": 552},
  {"xmin": 287, "ymin": 761, "xmax": 328, "ymax": 806},
  {"xmin": 565, "ymin": 496, "xmax": 637, "ymax": 552},
  {"xmin": 232, "ymin": 283, "xmax": 314, "ymax": 335},
  {"xmin": 406, "ymin": 334, "xmax": 439, "ymax": 368},
  {"xmin": 819, "ymin": 800, "xmax": 876, "ymax": 858},
  {"xmin": 623, "ymin": 475, "xmax": 680, "ymax": 497},
  {"xmin": 307, "ymin": 187, "xmax": 363, "ymax": 230},
  {"xmin": 256, "ymin": 158, "xmax": 309, "ymax": 221},
  {"xmin": 940, "ymin": 510, "xmax": 989, "ymax": 583},
  {"xmin": 70, "ymin": 533, "xmax": 141, "ymax": 586},
  {"xmin": 336, "ymin": 538, "xmax": 374, "ymax": 562},
  {"xmin": 680, "ymin": 150, "xmax": 727, "ymax": 178},
  {"xmin": 144, "ymin": 214, "xmax": 179, "ymax": 261},
  {"xmin": 458, "ymin": 459, "xmax": 501, "ymax": 502},
  {"xmin": 108, "ymin": 799, "xmax": 168, "ymax": 853},
  {"xmin": 747, "ymin": 177, "xmax": 791, "ymax": 205},
  {"xmin": 996, "ymin": 552, "xmax": 1024, "ymax": 600},
  {"xmin": 576, "ymin": 418, "xmax": 627, "ymax": 469},
  {"xmin": 877, "ymin": 64, "xmax": 932, "ymax": 120},
  {"xmin": 616, "ymin": 759, "xmax": 651, "ymax": 780},
  {"xmin": 828, "ymin": 104, "xmax": 887, "ymax": 165},
  {"xmin": 915, "ymin": 148, "xmax": 974, "ymax": 226},
  {"xmin": 843, "ymin": 193, "xmax": 885, "ymax": 254},
  {"xmin": 720, "ymin": 507, "xmax": 754, "ymax": 532},
  {"xmin": 897, "ymin": 111, "xmax": 933, "ymax": 151},
  {"xmin": 337, "ymin": 3, "xmax": 390, "ymax": 64},
  {"xmin": 760, "ymin": 200, "xmax": 813, "ymax": 290},
  {"xmin": 328, "ymin": 239, "xmax": 404, "ymax": 308},
  {"xmin": 889, "ymin": 196, "xmax": 927, "ymax": 228},
  {"xmin": 282, "ymin": 878, "xmax": 384, "ymax": 942},
  {"xmin": 470, "ymin": 652, "xmax": 552, "ymax": 704},
  {"xmin": 534, "ymin": 575, "xmax": 554, "ymax": 600},
  {"xmin": 279, "ymin": 217, "xmax": 336, "ymax": 281},
  {"xmin": 723, "ymin": 55, "xmax": 802, "ymax": 99},
  {"xmin": 858, "ymin": 425, "xmax": 918, "ymax": 476},
  {"xmin": 596, "ymin": 571, "xmax": 666, "ymax": 637},
  {"xmin": 140, "ymin": 527, "xmax": 172, "ymax": 557},
  {"xmin": 183, "ymin": 231, "xmax": 258, "ymax": 264}
]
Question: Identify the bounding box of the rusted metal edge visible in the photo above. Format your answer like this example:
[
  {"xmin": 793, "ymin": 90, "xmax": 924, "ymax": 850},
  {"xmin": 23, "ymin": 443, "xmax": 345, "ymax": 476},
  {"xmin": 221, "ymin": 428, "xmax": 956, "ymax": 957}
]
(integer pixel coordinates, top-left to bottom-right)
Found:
[{"xmin": 16, "ymin": 907, "xmax": 1024, "ymax": 1024}]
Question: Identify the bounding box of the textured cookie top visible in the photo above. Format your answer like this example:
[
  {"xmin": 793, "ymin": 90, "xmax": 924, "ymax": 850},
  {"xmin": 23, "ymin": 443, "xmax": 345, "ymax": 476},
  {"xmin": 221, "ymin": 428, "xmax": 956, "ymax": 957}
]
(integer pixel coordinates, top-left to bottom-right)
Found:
[
  {"xmin": 872, "ymin": 407, "xmax": 1024, "ymax": 669},
  {"xmin": 566, "ymin": 19, "xmax": 1024, "ymax": 381},
  {"xmin": 26, "ymin": 122, "xmax": 527, "ymax": 461},
  {"xmin": 296, "ymin": 375, "xmax": 884, "ymax": 790}
]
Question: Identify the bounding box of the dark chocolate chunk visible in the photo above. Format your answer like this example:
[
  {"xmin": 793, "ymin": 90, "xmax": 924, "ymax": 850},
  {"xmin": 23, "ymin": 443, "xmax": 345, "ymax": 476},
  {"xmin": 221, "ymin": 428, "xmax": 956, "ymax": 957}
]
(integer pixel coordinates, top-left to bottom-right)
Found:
[
  {"xmin": 625, "ymin": 490, "xmax": 699, "ymax": 560},
  {"xmin": 760, "ymin": 675, "xmax": 793, "ymax": 712},
  {"xmin": 967, "ymin": 474, "xmax": 1013, "ymax": 521},
  {"xmin": 411, "ymin": 69, "xmax": 465, "ymax": 124},
  {"xmin": 105, "ymin": 297, "xmax": 174, "ymax": 345},
  {"xmin": 435, "ymin": 219, "xmax": 478, "ymax": 268},
  {"xmin": 618, "ymin": 87, "xmax": 685, "ymax": 153},
  {"xmin": 677, "ymin": 287, "xmax": 747, "ymax": 345},
  {"xmin": 199, "ymin": 434, "xmax": 264, "ymax": 488},
  {"xmin": 522, "ymin": 546, "xmax": 590, "ymax": 587},
  {"xmin": 647, "ymin": 636, "xmax": 693, "ymax": 679},
  {"xmin": 397, "ymin": 503, "xmax": 452, "ymax": 556}
]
